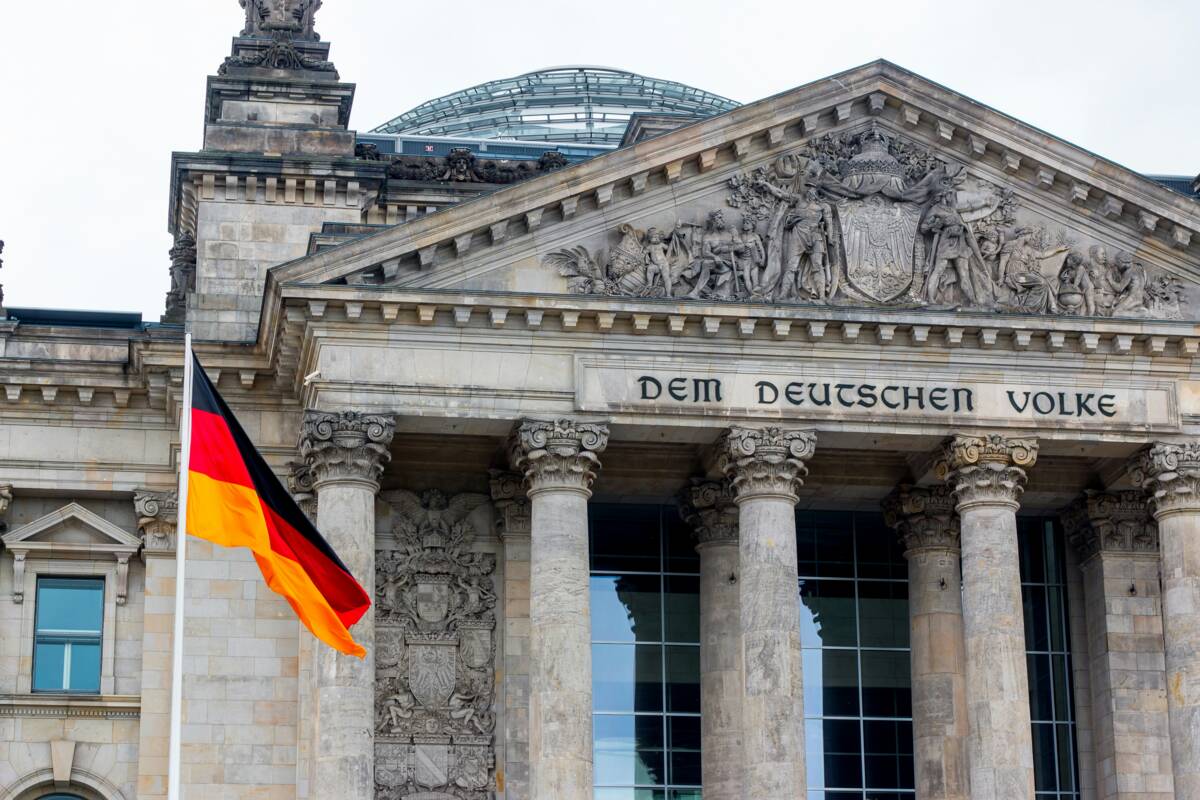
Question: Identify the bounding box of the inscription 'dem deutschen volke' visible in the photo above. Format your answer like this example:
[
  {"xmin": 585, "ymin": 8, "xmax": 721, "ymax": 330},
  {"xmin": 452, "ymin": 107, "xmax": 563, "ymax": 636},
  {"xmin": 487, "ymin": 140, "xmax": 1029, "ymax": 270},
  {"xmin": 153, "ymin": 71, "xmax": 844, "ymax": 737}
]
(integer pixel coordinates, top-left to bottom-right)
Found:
[{"xmin": 636, "ymin": 375, "xmax": 1118, "ymax": 418}]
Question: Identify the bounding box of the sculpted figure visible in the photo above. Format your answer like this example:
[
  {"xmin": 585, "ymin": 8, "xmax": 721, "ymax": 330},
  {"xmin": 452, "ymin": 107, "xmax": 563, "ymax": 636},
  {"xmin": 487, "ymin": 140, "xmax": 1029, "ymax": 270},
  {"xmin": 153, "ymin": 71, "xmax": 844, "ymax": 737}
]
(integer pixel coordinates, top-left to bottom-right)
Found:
[
  {"xmin": 1056, "ymin": 251, "xmax": 1096, "ymax": 315},
  {"xmin": 685, "ymin": 211, "xmax": 738, "ymax": 300},
  {"xmin": 381, "ymin": 685, "xmax": 416, "ymax": 731},
  {"xmin": 921, "ymin": 188, "xmax": 983, "ymax": 306},
  {"xmin": 1087, "ymin": 244, "xmax": 1117, "ymax": 314},
  {"xmin": 755, "ymin": 180, "xmax": 835, "ymax": 301},
  {"xmin": 240, "ymin": 0, "xmax": 272, "ymax": 36},
  {"xmin": 731, "ymin": 216, "xmax": 766, "ymax": 296},
  {"xmin": 997, "ymin": 227, "xmax": 1069, "ymax": 313},
  {"xmin": 642, "ymin": 227, "xmax": 674, "ymax": 297},
  {"xmin": 1111, "ymin": 251, "xmax": 1148, "ymax": 315}
]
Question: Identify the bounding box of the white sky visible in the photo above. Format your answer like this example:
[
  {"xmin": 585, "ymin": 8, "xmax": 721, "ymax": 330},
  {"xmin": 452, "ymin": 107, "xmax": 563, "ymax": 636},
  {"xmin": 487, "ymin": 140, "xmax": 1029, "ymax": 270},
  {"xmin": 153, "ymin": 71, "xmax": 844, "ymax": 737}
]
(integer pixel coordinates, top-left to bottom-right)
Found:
[{"xmin": 0, "ymin": 0, "xmax": 1196, "ymax": 319}]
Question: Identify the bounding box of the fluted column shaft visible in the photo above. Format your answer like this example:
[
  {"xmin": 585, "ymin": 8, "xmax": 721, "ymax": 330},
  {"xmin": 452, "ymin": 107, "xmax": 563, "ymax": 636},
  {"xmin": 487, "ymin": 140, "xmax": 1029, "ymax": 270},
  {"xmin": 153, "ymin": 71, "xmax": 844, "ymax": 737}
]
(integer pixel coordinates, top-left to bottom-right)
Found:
[
  {"xmin": 884, "ymin": 486, "xmax": 968, "ymax": 800},
  {"xmin": 938, "ymin": 434, "xmax": 1038, "ymax": 800},
  {"xmin": 300, "ymin": 411, "xmax": 395, "ymax": 800},
  {"xmin": 1134, "ymin": 443, "xmax": 1200, "ymax": 798},
  {"xmin": 718, "ymin": 426, "xmax": 816, "ymax": 799},
  {"xmin": 509, "ymin": 418, "xmax": 609, "ymax": 800},
  {"xmin": 680, "ymin": 480, "xmax": 742, "ymax": 800}
]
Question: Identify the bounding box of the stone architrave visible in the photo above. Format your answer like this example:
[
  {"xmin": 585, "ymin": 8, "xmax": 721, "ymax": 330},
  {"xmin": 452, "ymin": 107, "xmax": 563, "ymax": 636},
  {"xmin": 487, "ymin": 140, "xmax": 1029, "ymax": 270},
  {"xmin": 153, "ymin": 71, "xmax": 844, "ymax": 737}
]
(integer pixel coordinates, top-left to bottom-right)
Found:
[
  {"xmin": 1131, "ymin": 443, "xmax": 1200, "ymax": 798},
  {"xmin": 882, "ymin": 485, "xmax": 968, "ymax": 800},
  {"xmin": 716, "ymin": 426, "xmax": 816, "ymax": 799},
  {"xmin": 490, "ymin": 469, "xmax": 533, "ymax": 799},
  {"xmin": 1062, "ymin": 491, "xmax": 1173, "ymax": 800},
  {"xmin": 299, "ymin": 410, "xmax": 395, "ymax": 800},
  {"xmin": 936, "ymin": 434, "xmax": 1039, "ymax": 800},
  {"xmin": 508, "ymin": 418, "xmax": 609, "ymax": 800},
  {"xmin": 678, "ymin": 479, "xmax": 742, "ymax": 800}
]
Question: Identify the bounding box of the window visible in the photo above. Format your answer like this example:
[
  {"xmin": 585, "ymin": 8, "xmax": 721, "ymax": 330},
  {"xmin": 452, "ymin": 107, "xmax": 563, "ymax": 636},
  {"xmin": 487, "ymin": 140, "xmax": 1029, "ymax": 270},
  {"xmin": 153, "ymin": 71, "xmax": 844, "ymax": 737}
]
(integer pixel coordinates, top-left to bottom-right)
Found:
[
  {"xmin": 1019, "ymin": 518, "xmax": 1081, "ymax": 799},
  {"xmin": 799, "ymin": 510, "xmax": 915, "ymax": 800},
  {"xmin": 590, "ymin": 503, "xmax": 701, "ymax": 800},
  {"xmin": 32, "ymin": 577, "xmax": 104, "ymax": 693}
]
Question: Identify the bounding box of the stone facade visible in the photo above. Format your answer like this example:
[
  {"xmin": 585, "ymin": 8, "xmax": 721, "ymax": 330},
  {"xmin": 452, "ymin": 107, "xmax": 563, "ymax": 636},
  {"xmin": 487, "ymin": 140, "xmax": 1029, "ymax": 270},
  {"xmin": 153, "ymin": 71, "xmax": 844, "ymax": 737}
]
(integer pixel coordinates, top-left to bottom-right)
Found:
[{"xmin": 3, "ymin": 3, "xmax": 1200, "ymax": 799}]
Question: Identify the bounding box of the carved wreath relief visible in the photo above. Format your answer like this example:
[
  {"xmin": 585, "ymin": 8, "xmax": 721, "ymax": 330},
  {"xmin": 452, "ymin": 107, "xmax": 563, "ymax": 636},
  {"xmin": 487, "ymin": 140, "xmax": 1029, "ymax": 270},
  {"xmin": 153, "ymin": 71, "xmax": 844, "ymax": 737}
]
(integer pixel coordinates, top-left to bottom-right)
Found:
[
  {"xmin": 375, "ymin": 490, "xmax": 497, "ymax": 800},
  {"xmin": 546, "ymin": 122, "xmax": 1187, "ymax": 319}
]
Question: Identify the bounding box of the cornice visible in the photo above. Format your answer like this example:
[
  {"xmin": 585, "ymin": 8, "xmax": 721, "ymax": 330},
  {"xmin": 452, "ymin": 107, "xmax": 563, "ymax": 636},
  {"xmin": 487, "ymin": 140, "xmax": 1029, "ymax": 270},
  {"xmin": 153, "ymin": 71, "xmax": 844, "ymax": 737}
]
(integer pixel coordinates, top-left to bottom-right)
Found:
[{"xmin": 0, "ymin": 694, "xmax": 141, "ymax": 719}]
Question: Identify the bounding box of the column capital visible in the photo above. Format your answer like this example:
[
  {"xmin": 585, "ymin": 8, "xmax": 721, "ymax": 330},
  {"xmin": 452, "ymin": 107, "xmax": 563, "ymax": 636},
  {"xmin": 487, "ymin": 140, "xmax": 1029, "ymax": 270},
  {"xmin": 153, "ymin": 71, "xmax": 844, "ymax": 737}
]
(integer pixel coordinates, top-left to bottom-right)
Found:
[
  {"xmin": 935, "ymin": 434, "xmax": 1038, "ymax": 510},
  {"xmin": 1062, "ymin": 489, "xmax": 1159, "ymax": 562},
  {"xmin": 299, "ymin": 410, "xmax": 395, "ymax": 491},
  {"xmin": 489, "ymin": 469, "xmax": 531, "ymax": 540},
  {"xmin": 882, "ymin": 484, "xmax": 960, "ymax": 555},
  {"xmin": 288, "ymin": 460, "xmax": 318, "ymax": 521},
  {"xmin": 506, "ymin": 418, "xmax": 609, "ymax": 496},
  {"xmin": 716, "ymin": 426, "xmax": 816, "ymax": 503},
  {"xmin": 134, "ymin": 489, "xmax": 178, "ymax": 555},
  {"xmin": 1130, "ymin": 441, "xmax": 1200, "ymax": 517},
  {"xmin": 678, "ymin": 479, "xmax": 739, "ymax": 547}
]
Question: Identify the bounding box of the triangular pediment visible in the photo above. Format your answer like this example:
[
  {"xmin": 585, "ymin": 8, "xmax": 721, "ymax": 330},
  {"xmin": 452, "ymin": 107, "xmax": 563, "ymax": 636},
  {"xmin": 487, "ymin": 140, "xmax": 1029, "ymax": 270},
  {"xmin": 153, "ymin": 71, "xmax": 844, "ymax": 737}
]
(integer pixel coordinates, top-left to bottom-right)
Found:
[
  {"xmin": 2, "ymin": 502, "xmax": 142, "ymax": 553},
  {"xmin": 268, "ymin": 60, "xmax": 1200, "ymax": 323}
]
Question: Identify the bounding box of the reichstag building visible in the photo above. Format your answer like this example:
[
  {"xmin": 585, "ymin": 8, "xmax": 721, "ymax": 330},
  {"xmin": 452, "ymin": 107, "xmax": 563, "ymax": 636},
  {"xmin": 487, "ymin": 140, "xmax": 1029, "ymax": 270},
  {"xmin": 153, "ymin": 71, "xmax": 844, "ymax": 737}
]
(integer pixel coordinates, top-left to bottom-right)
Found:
[{"xmin": 2, "ymin": 2, "xmax": 1200, "ymax": 799}]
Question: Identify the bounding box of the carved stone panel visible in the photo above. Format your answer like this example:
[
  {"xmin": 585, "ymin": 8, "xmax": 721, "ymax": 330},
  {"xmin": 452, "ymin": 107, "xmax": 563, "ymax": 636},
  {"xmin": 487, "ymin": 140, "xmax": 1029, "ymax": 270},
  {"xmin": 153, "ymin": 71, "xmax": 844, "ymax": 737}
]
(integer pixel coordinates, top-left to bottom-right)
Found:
[{"xmin": 375, "ymin": 490, "xmax": 497, "ymax": 800}]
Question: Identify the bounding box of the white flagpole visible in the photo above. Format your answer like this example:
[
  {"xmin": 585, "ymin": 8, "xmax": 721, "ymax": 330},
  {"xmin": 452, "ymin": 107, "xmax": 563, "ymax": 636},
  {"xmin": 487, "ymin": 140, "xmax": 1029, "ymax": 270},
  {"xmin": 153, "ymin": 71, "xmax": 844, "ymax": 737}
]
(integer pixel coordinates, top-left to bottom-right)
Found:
[{"xmin": 167, "ymin": 333, "xmax": 194, "ymax": 800}]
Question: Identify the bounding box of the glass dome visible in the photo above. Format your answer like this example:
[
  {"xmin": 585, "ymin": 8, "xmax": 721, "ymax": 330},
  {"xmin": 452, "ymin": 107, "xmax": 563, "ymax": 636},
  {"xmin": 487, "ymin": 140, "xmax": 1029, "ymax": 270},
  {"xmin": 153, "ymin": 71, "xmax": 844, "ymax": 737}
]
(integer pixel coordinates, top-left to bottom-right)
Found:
[{"xmin": 372, "ymin": 66, "xmax": 739, "ymax": 145}]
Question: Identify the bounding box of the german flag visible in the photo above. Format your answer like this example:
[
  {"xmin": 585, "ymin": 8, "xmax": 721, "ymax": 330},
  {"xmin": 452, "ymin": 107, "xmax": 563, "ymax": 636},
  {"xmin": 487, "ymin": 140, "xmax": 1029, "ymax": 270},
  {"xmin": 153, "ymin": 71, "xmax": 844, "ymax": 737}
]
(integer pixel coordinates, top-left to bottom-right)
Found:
[{"xmin": 185, "ymin": 354, "xmax": 370, "ymax": 657}]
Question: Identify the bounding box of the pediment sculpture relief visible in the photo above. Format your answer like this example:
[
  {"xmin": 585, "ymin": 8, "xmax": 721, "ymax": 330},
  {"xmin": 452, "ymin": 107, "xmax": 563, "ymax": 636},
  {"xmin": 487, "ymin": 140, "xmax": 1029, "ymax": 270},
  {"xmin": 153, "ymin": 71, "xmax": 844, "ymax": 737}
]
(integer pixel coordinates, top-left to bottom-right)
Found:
[
  {"xmin": 546, "ymin": 123, "xmax": 1188, "ymax": 319},
  {"xmin": 374, "ymin": 489, "xmax": 497, "ymax": 800}
]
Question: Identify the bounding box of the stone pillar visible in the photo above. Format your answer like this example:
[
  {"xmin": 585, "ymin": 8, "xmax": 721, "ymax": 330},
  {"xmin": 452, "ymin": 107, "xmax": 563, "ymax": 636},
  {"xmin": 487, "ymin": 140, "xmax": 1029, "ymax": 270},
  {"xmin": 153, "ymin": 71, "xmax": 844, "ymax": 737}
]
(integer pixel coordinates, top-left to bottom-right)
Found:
[
  {"xmin": 882, "ymin": 485, "xmax": 969, "ymax": 800},
  {"xmin": 1062, "ymin": 491, "xmax": 1173, "ymax": 800},
  {"xmin": 133, "ymin": 490, "xmax": 178, "ymax": 800},
  {"xmin": 678, "ymin": 479, "xmax": 742, "ymax": 800},
  {"xmin": 508, "ymin": 418, "xmax": 609, "ymax": 800},
  {"xmin": 1132, "ymin": 443, "xmax": 1200, "ymax": 798},
  {"xmin": 936, "ymin": 434, "xmax": 1038, "ymax": 800},
  {"xmin": 289, "ymin": 461, "xmax": 319, "ymax": 798},
  {"xmin": 716, "ymin": 425, "xmax": 815, "ymax": 799},
  {"xmin": 299, "ymin": 411, "xmax": 395, "ymax": 800},
  {"xmin": 491, "ymin": 470, "xmax": 533, "ymax": 799}
]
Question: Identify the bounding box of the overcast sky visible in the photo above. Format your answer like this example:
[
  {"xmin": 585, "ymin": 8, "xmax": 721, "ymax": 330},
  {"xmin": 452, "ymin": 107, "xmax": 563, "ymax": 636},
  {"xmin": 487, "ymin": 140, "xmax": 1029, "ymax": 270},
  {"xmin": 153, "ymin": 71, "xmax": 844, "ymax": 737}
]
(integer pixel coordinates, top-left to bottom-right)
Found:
[{"xmin": 0, "ymin": 0, "xmax": 1196, "ymax": 319}]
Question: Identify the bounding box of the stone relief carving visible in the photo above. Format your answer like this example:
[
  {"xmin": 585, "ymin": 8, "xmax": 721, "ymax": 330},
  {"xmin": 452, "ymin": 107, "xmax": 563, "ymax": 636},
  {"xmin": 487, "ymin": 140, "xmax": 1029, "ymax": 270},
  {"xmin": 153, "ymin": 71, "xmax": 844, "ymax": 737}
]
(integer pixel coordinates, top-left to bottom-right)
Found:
[
  {"xmin": 546, "ymin": 123, "xmax": 1189, "ymax": 319},
  {"xmin": 0, "ymin": 483, "xmax": 12, "ymax": 532},
  {"xmin": 163, "ymin": 233, "xmax": 195, "ymax": 324},
  {"xmin": 240, "ymin": 0, "xmax": 322, "ymax": 41},
  {"xmin": 380, "ymin": 147, "xmax": 568, "ymax": 186},
  {"xmin": 375, "ymin": 489, "xmax": 497, "ymax": 800},
  {"xmin": 134, "ymin": 490, "xmax": 178, "ymax": 552}
]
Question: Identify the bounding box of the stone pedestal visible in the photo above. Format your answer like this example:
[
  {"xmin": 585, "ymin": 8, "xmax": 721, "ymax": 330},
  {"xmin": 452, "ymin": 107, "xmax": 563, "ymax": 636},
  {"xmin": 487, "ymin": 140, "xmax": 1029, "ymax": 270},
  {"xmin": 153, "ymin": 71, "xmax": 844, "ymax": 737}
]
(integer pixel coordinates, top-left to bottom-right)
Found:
[
  {"xmin": 937, "ymin": 434, "xmax": 1038, "ymax": 800},
  {"xmin": 509, "ymin": 419, "xmax": 609, "ymax": 800},
  {"xmin": 679, "ymin": 479, "xmax": 742, "ymax": 800},
  {"xmin": 717, "ymin": 426, "xmax": 816, "ymax": 799},
  {"xmin": 1063, "ymin": 491, "xmax": 1173, "ymax": 800},
  {"xmin": 883, "ymin": 485, "xmax": 968, "ymax": 800},
  {"xmin": 1133, "ymin": 443, "xmax": 1200, "ymax": 798},
  {"xmin": 300, "ymin": 411, "xmax": 395, "ymax": 800}
]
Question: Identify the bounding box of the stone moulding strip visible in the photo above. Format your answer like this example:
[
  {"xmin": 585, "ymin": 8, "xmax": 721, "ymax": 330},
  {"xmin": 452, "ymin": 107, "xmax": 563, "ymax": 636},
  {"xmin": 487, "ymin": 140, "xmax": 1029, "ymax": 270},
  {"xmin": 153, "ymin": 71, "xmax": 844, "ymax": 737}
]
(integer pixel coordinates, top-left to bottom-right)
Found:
[
  {"xmin": 0, "ymin": 695, "xmax": 141, "ymax": 719},
  {"xmin": 278, "ymin": 289, "xmax": 1200, "ymax": 361},
  {"xmin": 327, "ymin": 82, "xmax": 1198, "ymax": 289}
]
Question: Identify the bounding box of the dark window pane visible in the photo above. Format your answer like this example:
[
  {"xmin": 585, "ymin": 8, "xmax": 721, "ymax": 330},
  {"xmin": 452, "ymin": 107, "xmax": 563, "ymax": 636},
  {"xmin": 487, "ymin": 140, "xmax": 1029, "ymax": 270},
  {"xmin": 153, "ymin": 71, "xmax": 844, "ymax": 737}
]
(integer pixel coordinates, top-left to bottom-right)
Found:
[
  {"xmin": 663, "ymin": 509, "xmax": 700, "ymax": 574},
  {"xmin": 1057, "ymin": 723, "xmax": 1077, "ymax": 791},
  {"xmin": 858, "ymin": 581, "xmax": 909, "ymax": 649},
  {"xmin": 592, "ymin": 575, "xmax": 662, "ymax": 642},
  {"xmin": 1048, "ymin": 587, "xmax": 1067, "ymax": 653},
  {"xmin": 663, "ymin": 576, "xmax": 699, "ymax": 644},
  {"xmin": 667, "ymin": 715, "xmax": 701, "ymax": 786},
  {"xmin": 1019, "ymin": 519, "xmax": 1046, "ymax": 584},
  {"xmin": 33, "ymin": 641, "xmax": 66, "ymax": 692},
  {"xmin": 591, "ymin": 504, "xmax": 661, "ymax": 573},
  {"xmin": 1031, "ymin": 722, "xmax": 1058, "ymax": 791},
  {"xmin": 797, "ymin": 511, "xmax": 856, "ymax": 578},
  {"xmin": 860, "ymin": 650, "xmax": 911, "ymax": 718},
  {"xmin": 1023, "ymin": 585, "xmax": 1049, "ymax": 651},
  {"xmin": 68, "ymin": 642, "xmax": 102, "ymax": 693},
  {"xmin": 804, "ymin": 648, "xmax": 860, "ymax": 718},
  {"xmin": 863, "ymin": 719, "xmax": 914, "ymax": 790},
  {"xmin": 1027, "ymin": 654, "xmax": 1053, "ymax": 722},
  {"xmin": 822, "ymin": 719, "xmax": 863, "ymax": 789},
  {"xmin": 593, "ymin": 714, "xmax": 665, "ymax": 787},
  {"xmin": 1052, "ymin": 654, "xmax": 1071, "ymax": 720},
  {"xmin": 593, "ymin": 644, "xmax": 663, "ymax": 712},
  {"xmin": 36, "ymin": 578, "xmax": 104, "ymax": 633},
  {"xmin": 854, "ymin": 514, "xmax": 906, "ymax": 580},
  {"xmin": 664, "ymin": 646, "xmax": 700, "ymax": 713},
  {"xmin": 800, "ymin": 579, "xmax": 857, "ymax": 648},
  {"xmin": 668, "ymin": 791, "xmax": 701, "ymax": 800}
]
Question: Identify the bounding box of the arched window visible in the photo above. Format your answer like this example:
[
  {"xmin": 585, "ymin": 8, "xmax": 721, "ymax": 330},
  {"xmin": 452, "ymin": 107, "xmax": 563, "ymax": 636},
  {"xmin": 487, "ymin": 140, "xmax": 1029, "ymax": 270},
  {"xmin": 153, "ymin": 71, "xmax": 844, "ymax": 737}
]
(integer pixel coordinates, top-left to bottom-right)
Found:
[{"xmin": 40, "ymin": 794, "xmax": 86, "ymax": 800}]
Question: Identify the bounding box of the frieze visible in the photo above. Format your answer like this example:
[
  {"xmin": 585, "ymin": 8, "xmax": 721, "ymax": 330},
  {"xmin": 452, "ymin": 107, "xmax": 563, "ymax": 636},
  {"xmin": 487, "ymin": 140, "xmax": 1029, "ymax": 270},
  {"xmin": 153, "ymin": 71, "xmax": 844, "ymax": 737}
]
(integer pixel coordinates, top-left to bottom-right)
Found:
[
  {"xmin": 375, "ymin": 489, "xmax": 497, "ymax": 800},
  {"xmin": 545, "ymin": 123, "xmax": 1189, "ymax": 320},
  {"xmin": 380, "ymin": 147, "xmax": 569, "ymax": 186}
]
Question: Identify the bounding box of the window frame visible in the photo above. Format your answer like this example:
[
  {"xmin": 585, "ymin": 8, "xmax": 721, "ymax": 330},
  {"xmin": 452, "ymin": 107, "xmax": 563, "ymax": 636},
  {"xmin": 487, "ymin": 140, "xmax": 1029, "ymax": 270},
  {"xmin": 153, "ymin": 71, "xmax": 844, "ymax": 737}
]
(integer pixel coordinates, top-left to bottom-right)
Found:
[{"xmin": 32, "ymin": 575, "xmax": 107, "ymax": 694}]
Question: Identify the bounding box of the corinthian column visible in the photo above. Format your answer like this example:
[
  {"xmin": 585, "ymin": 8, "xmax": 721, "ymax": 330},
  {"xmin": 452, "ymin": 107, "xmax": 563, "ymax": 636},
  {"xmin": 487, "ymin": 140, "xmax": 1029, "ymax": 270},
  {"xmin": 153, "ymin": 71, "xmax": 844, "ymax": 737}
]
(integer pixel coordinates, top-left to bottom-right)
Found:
[
  {"xmin": 508, "ymin": 418, "xmax": 609, "ymax": 800},
  {"xmin": 1132, "ymin": 443, "xmax": 1200, "ymax": 798},
  {"xmin": 717, "ymin": 425, "xmax": 815, "ymax": 799},
  {"xmin": 679, "ymin": 479, "xmax": 742, "ymax": 800},
  {"xmin": 937, "ymin": 434, "xmax": 1038, "ymax": 800},
  {"xmin": 299, "ymin": 410, "xmax": 395, "ymax": 800},
  {"xmin": 883, "ymin": 485, "xmax": 968, "ymax": 800}
]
